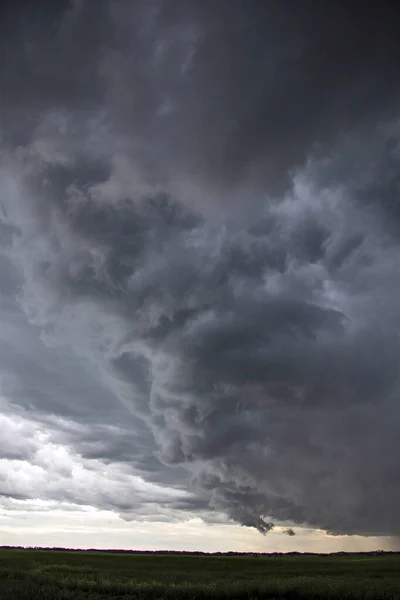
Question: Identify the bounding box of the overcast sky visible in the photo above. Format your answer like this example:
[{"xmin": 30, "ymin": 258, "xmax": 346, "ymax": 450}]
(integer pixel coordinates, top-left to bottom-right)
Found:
[{"xmin": 1, "ymin": 0, "xmax": 400, "ymax": 553}]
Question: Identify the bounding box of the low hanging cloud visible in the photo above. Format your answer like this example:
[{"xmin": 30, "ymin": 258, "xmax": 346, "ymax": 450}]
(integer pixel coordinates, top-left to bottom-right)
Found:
[
  {"xmin": 0, "ymin": 411, "xmax": 206, "ymax": 522},
  {"xmin": 1, "ymin": 0, "xmax": 400, "ymax": 538}
]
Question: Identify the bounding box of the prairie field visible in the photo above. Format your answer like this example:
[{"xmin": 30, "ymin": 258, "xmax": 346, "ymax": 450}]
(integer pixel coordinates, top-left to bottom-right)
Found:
[{"xmin": 0, "ymin": 549, "xmax": 399, "ymax": 599}]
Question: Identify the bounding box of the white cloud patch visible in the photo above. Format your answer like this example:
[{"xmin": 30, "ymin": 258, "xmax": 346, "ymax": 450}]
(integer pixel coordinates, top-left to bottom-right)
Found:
[{"xmin": 0, "ymin": 405, "xmax": 211, "ymax": 522}]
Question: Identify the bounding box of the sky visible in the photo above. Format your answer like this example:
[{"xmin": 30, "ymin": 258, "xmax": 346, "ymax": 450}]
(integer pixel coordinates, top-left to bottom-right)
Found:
[{"xmin": 0, "ymin": 0, "xmax": 400, "ymax": 553}]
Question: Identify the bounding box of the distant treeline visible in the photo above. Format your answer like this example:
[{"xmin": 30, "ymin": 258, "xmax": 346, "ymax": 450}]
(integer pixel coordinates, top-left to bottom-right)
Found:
[{"xmin": 0, "ymin": 546, "xmax": 398, "ymax": 557}]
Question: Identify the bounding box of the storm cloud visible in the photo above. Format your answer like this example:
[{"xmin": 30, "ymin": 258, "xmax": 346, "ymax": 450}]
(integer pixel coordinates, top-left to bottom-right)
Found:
[{"xmin": 1, "ymin": 0, "xmax": 400, "ymax": 538}]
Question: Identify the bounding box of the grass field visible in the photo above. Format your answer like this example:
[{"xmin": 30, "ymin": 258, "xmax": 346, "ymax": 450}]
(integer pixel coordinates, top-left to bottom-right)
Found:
[{"xmin": 0, "ymin": 549, "xmax": 399, "ymax": 599}]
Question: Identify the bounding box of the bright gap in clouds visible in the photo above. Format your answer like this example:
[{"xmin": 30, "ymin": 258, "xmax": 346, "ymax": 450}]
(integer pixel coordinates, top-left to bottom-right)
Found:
[{"xmin": 1, "ymin": 0, "xmax": 400, "ymax": 552}]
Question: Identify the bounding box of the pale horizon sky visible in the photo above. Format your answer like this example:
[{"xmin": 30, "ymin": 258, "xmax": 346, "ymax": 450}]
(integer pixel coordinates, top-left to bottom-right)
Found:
[{"xmin": 1, "ymin": 505, "xmax": 398, "ymax": 554}]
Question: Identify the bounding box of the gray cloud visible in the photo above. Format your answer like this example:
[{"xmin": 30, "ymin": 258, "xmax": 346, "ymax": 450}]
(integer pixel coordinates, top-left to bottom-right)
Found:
[
  {"xmin": 1, "ymin": 2, "xmax": 399, "ymax": 199},
  {"xmin": 1, "ymin": 0, "xmax": 400, "ymax": 538},
  {"xmin": 284, "ymin": 529, "xmax": 296, "ymax": 537},
  {"xmin": 0, "ymin": 415, "xmax": 199, "ymax": 520}
]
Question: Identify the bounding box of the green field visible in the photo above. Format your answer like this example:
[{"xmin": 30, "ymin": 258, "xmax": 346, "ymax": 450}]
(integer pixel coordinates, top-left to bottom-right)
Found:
[{"xmin": 0, "ymin": 549, "xmax": 399, "ymax": 599}]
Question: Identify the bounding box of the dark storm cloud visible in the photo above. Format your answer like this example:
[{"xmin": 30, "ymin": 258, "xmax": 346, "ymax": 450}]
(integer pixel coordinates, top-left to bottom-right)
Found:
[
  {"xmin": 1, "ymin": 1, "xmax": 399, "ymax": 197},
  {"xmin": 95, "ymin": 0, "xmax": 400, "ymax": 198},
  {"xmin": 1, "ymin": 0, "xmax": 400, "ymax": 536}
]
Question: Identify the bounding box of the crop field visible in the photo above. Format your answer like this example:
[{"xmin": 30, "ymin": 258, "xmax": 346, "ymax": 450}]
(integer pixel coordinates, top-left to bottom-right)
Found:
[{"xmin": 0, "ymin": 549, "xmax": 399, "ymax": 599}]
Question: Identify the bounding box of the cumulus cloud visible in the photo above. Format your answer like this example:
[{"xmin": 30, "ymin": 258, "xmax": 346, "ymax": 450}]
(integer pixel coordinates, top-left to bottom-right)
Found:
[
  {"xmin": 1, "ymin": 0, "xmax": 400, "ymax": 539},
  {"xmin": 0, "ymin": 408, "xmax": 208, "ymax": 521}
]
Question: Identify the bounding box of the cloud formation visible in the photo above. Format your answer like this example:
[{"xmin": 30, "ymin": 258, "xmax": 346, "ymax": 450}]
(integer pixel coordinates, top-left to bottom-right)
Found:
[
  {"xmin": 1, "ymin": 0, "xmax": 400, "ymax": 538},
  {"xmin": 0, "ymin": 411, "xmax": 204, "ymax": 522}
]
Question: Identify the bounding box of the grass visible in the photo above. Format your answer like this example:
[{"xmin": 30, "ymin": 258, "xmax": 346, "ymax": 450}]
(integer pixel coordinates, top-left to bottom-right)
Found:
[{"xmin": 0, "ymin": 549, "xmax": 399, "ymax": 599}]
